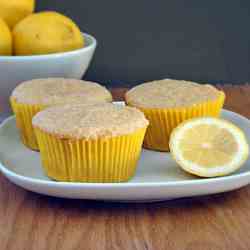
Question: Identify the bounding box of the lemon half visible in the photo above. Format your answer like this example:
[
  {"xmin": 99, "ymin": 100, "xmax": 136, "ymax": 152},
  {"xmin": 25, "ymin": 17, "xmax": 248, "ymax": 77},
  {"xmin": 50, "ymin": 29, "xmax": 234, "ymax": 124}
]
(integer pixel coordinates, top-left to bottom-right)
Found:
[{"xmin": 169, "ymin": 117, "xmax": 249, "ymax": 177}]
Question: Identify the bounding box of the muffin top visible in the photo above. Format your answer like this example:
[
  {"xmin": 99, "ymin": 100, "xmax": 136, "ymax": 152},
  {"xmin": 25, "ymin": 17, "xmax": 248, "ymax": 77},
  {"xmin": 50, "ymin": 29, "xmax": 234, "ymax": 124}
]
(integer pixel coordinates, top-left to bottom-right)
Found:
[
  {"xmin": 11, "ymin": 78, "xmax": 112, "ymax": 105},
  {"xmin": 125, "ymin": 79, "xmax": 224, "ymax": 108},
  {"xmin": 32, "ymin": 103, "xmax": 149, "ymax": 139}
]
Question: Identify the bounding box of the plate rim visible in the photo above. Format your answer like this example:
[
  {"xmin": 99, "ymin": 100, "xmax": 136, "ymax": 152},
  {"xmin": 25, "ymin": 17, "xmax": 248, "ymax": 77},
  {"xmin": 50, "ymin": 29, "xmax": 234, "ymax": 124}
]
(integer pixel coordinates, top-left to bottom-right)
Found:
[{"xmin": 1, "ymin": 108, "xmax": 250, "ymax": 188}]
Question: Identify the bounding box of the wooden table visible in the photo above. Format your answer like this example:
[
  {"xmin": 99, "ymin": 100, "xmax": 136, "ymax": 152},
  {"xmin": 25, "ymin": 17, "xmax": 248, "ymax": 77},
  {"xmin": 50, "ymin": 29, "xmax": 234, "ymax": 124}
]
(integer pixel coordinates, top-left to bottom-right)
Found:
[{"xmin": 1, "ymin": 85, "xmax": 250, "ymax": 250}]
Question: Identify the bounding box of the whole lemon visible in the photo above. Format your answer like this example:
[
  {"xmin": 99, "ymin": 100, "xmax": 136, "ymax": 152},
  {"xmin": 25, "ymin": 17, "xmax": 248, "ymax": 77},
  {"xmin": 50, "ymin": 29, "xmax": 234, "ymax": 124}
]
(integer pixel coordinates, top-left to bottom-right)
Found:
[
  {"xmin": 13, "ymin": 11, "xmax": 84, "ymax": 56},
  {"xmin": 0, "ymin": 0, "xmax": 35, "ymax": 29},
  {"xmin": 0, "ymin": 18, "xmax": 12, "ymax": 55}
]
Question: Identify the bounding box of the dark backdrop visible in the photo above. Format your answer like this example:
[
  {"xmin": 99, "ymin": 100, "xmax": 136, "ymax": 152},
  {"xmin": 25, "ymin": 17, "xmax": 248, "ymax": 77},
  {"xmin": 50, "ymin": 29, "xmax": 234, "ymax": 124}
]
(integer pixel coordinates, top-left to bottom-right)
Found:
[{"xmin": 37, "ymin": 1, "xmax": 250, "ymax": 87}]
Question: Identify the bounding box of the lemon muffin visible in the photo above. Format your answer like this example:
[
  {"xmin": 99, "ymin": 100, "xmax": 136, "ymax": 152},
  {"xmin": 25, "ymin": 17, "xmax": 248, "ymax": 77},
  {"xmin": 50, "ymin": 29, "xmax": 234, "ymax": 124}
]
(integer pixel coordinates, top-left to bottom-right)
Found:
[
  {"xmin": 32, "ymin": 103, "xmax": 148, "ymax": 182},
  {"xmin": 125, "ymin": 79, "xmax": 225, "ymax": 151},
  {"xmin": 10, "ymin": 78, "xmax": 112, "ymax": 150}
]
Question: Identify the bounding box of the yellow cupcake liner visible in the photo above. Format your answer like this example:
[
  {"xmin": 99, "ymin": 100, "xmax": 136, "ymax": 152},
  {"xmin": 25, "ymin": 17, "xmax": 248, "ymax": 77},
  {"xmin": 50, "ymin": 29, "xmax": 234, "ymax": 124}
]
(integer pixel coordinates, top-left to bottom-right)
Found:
[
  {"xmin": 126, "ymin": 92, "xmax": 225, "ymax": 152},
  {"xmin": 10, "ymin": 97, "xmax": 44, "ymax": 150},
  {"xmin": 34, "ymin": 127, "xmax": 147, "ymax": 183}
]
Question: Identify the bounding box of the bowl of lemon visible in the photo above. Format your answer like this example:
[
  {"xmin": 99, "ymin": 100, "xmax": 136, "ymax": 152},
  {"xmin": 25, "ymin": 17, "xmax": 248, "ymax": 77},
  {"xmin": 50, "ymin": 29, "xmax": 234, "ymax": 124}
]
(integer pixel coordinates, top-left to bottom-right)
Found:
[{"xmin": 0, "ymin": 0, "xmax": 97, "ymax": 113}]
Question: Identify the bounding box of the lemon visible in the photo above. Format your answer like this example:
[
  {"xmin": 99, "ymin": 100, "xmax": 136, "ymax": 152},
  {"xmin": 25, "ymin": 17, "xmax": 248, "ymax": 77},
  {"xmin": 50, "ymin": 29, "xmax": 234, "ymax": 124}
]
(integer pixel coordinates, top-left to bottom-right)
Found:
[
  {"xmin": 169, "ymin": 117, "xmax": 249, "ymax": 177},
  {"xmin": 0, "ymin": 18, "xmax": 12, "ymax": 55},
  {"xmin": 0, "ymin": 0, "xmax": 35, "ymax": 29},
  {"xmin": 13, "ymin": 11, "xmax": 84, "ymax": 55}
]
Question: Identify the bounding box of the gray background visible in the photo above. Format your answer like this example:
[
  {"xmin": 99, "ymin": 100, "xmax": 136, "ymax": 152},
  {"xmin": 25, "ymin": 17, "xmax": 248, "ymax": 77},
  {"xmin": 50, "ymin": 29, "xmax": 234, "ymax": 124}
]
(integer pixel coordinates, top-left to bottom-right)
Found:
[{"xmin": 37, "ymin": 1, "xmax": 250, "ymax": 87}]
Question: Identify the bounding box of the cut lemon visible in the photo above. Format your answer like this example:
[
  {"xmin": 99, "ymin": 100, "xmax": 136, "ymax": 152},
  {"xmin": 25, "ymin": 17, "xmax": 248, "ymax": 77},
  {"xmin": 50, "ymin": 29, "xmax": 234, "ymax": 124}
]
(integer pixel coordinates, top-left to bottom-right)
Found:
[{"xmin": 169, "ymin": 117, "xmax": 249, "ymax": 177}]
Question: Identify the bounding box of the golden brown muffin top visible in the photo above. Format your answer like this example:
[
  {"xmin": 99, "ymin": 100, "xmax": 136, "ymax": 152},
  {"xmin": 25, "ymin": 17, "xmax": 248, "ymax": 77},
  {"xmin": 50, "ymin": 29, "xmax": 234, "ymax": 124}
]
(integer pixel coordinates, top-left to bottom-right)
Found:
[
  {"xmin": 125, "ymin": 79, "xmax": 224, "ymax": 108},
  {"xmin": 11, "ymin": 78, "xmax": 112, "ymax": 105},
  {"xmin": 32, "ymin": 103, "xmax": 149, "ymax": 139}
]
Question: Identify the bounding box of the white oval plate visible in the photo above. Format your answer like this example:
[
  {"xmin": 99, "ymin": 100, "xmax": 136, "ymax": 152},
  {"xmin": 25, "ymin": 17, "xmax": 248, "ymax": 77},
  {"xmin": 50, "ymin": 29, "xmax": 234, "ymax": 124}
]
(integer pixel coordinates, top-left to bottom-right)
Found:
[{"xmin": 0, "ymin": 107, "xmax": 250, "ymax": 202}]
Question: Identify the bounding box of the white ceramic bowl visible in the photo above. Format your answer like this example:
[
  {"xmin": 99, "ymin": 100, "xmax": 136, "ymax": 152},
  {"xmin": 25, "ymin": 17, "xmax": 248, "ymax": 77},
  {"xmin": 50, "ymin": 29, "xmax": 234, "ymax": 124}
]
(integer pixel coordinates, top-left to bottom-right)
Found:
[{"xmin": 0, "ymin": 33, "xmax": 97, "ymax": 113}]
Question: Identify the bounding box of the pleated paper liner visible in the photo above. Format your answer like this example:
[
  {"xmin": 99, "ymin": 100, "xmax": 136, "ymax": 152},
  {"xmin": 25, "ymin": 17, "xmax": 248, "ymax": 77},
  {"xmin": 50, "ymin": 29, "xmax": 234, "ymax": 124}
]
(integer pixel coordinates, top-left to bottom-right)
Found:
[
  {"xmin": 126, "ymin": 92, "xmax": 225, "ymax": 152},
  {"xmin": 10, "ymin": 97, "xmax": 44, "ymax": 150},
  {"xmin": 34, "ymin": 127, "xmax": 147, "ymax": 183}
]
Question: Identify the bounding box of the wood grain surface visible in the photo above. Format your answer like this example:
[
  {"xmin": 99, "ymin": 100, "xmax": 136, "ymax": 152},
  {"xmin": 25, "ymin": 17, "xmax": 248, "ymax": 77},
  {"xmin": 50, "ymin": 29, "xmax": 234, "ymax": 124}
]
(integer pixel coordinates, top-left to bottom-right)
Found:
[{"xmin": 1, "ymin": 85, "xmax": 250, "ymax": 250}]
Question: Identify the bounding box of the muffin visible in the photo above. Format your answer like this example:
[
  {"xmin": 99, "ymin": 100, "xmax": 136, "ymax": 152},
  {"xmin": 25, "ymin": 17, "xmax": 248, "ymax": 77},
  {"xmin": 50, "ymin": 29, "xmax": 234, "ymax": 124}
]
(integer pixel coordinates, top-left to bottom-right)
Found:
[
  {"xmin": 10, "ymin": 78, "xmax": 112, "ymax": 150},
  {"xmin": 125, "ymin": 79, "xmax": 225, "ymax": 151},
  {"xmin": 32, "ymin": 103, "xmax": 148, "ymax": 183}
]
